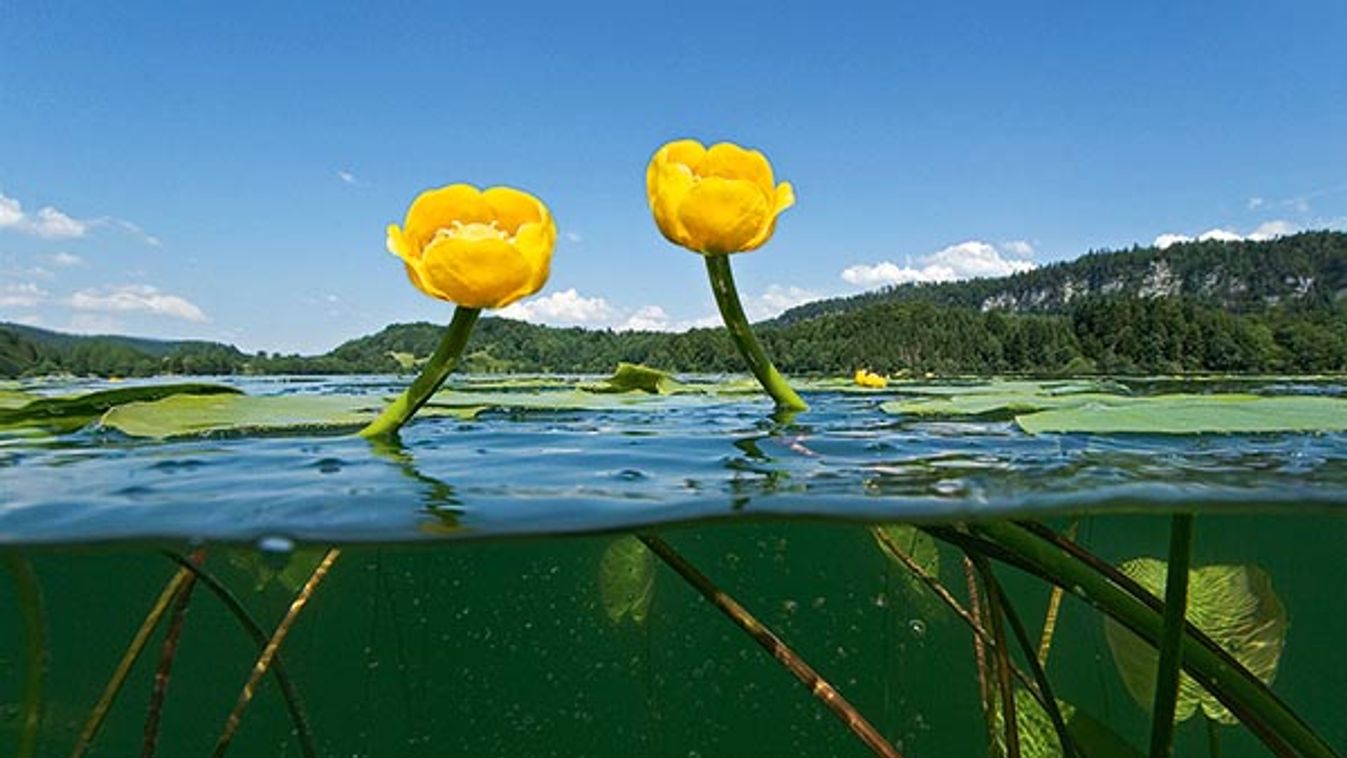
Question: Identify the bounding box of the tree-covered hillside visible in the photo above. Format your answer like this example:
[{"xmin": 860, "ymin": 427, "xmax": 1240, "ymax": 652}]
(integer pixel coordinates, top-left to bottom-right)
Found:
[
  {"xmin": 775, "ymin": 231, "xmax": 1347, "ymax": 323},
  {"xmin": 4, "ymin": 231, "xmax": 1345, "ymax": 378}
]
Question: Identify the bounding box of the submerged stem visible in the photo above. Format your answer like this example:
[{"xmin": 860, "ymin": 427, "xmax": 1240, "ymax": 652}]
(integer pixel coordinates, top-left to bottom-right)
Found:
[
  {"xmin": 1150, "ymin": 514, "xmax": 1195, "ymax": 758},
  {"xmin": 142, "ymin": 549, "xmax": 204, "ymax": 758},
  {"xmin": 360, "ymin": 306, "xmax": 481, "ymax": 439},
  {"xmin": 70, "ymin": 567, "xmax": 192, "ymax": 758},
  {"xmin": 971, "ymin": 521, "xmax": 1331, "ymax": 758},
  {"xmin": 160, "ymin": 552, "xmax": 317, "ymax": 758},
  {"xmin": 212, "ymin": 548, "xmax": 340, "ymax": 758},
  {"xmin": 971, "ymin": 555, "xmax": 1020, "ymax": 758},
  {"xmin": 704, "ymin": 254, "xmax": 807, "ymax": 412},
  {"xmin": 637, "ymin": 533, "xmax": 898, "ymax": 758},
  {"xmin": 4, "ymin": 554, "xmax": 45, "ymax": 758}
]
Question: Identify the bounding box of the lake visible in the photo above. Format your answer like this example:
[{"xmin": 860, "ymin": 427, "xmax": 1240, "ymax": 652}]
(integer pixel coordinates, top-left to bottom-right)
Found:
[{"xmin": 2, "ymin": 374, "xmax": 1345, "ymax": 756}]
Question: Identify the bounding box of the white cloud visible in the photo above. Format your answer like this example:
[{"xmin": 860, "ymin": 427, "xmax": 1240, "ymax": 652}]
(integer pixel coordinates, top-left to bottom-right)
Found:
[
  {"xmin": 337, "ymin": 170, "xmax": 359, "ymax": 186},
  {"xmin": 0, "ymin": 282, "xmax": 48, "ymax": 307},
  {"xmin": 0, "ymin": 192, "xmax": 157, "ymax": 244},
  {"xmin": 564, "ymin": 231, "xmax": 582, "ymax": 243},
  {"xmin": 497, "ymin": 288, "xmax": 615, "ymax": 326},
  {"xmin": 44, "ymin": 251, "xmax": 83, "ymax": 267},
  {"xmin": 1247, "ymin": 197, "xmax": 1265, "ymax": 210},
  {"xmin": 1247, "ymin": 220, "xmax": 1297, "ymax": 241},
  {"xmin": 1003, "ymin": 240, "xmax": 1035, "ymax": 256},
  {"xmin": 1155, "ymin": 220, "xmax": 1300, "ymax": 249},
  {"xmin": 0, "ymin": 195, "xmax": 22, "ymax": 227},
  {"xmin": 69, "ymin": 285, "xmax": 207, "ymax": 322},
  {"xmin": 743, "ymin": 284, "xmax": 821, "ymax": 321},
  {"xmin": 0, "ymin": 193, "xmax": 87, "ymax": 239},
  {"xmin": 1197, "ymin": 228, "xmax": 1242, "ymax": 243},
  {"xmin": 618, "ymin": 305, "xmax": 672, "ymax": 331},
  {"xmin": 841, "ymin": 240, "xmax": 1036, "ymax": 288},
  {"xmin": 1153, "ymin": 233, "xmax": 1194, "ymax": 250}
]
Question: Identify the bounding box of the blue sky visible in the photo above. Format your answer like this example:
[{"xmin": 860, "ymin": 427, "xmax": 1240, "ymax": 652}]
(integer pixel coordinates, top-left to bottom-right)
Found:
[{"xmin": 1, "ymin": 1, "xmax": 1344, "ymax": 353}]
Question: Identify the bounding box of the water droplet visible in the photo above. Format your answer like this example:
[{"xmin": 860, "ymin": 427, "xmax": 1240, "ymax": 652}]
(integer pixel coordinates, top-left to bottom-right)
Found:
[
  {"xmin": 256, "ymin": 536, "xmax": 294, "ymax": 569},
  {"xmin": 908, "ymin": 619, "xmax": 927, "ymax": 638}
]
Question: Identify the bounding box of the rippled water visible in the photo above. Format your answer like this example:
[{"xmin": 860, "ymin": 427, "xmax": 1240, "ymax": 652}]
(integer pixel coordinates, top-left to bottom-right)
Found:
[
  {"xmin": 3, "ymin": 376, "xmax": 1346, "ymax": 757},
  {"xmin": 3, "ymin": 375, "xmax": 1346, "ymax": 546}
]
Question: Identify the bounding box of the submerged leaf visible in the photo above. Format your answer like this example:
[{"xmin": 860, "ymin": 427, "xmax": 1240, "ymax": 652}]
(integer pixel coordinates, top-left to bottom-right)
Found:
[
  {"xmin": 1103, "ymin": 559, "xmax": 1288, "ymax": 724},
  {"xmin": 0, "ymin": 383, "xmax": 240, "ymax": 434},
  {"xmin": 99, "ymin": 393, "xmax": 482, "ymax": 439},
  {"xmin": 992, "ymin": 687, "xmax": 1144, "ymax": 758},
  {"xmin": 599, "ymin": 536, "xmax": 655, "ymax": 625},
  {"xmin": 870, "ymin": 524, "xmax": 946, "ymax": 619},
  {"xmin": 227, "ymin": 548, "xmax": 327, "ymax": 593},
  {"xmin": 1016, "ymin": 394, "xmax": 1347, "ymax": 434}
]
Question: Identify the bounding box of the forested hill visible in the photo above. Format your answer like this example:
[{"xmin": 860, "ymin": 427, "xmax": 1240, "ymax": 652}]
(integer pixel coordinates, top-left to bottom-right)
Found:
[
  {"xmin": 3, "ymin": 231, "xmax": 1346, "ymax": 377},
  {"xmin": 775, "ymin": 231, "xmax": 1347, "ymax": 324}
]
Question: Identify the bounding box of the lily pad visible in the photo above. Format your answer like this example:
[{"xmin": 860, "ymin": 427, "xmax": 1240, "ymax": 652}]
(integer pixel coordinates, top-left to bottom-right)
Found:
[
  {"xmin": 882, "ymin": 392, "xmax": 1128, "ymax": 420},
  {"xmin": 0, "ymin": 383, "xmax": 241, "ymax": 434},
  {"xmin": 1103, "ymin": 559, "xmax": 1287, "ymax": 724},
  {"xmin": 598, "ymin": 535, "xmax": 655, "ymax": 625},
  {"xmin": 1016, "ymin": 394, "xmax": 1347, "ymax": 434},
  {"xmin": 580, "ymin": 362, "xmax": 684, "ymax": 394},
  {"xmin": 99, "ymin": 393, "xmax": 482, "ymax": 439}
]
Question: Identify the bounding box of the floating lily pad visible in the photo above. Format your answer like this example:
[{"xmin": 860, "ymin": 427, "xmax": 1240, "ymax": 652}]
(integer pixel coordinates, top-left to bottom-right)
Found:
[
  {"xmin": 882, "ymin": 392, "xmax": 1128, "ymax": 420},
  {"xmin": 580, "ymin": 362, "xmax": 684, "ymax": 394},
  {"xmin": 1104, "ymin": 559, "xmax": 1287, "ymax": 724},
  {"xmin": 0, "ymin": 389, "xmax": 34, "ymax": 410},
  {"xmin": 1017, "ymin": 394, "xmax": 1347, "ymax": 434},
  {"xmin": 598, "ymin": 535, "xmax": 655, "ymax": 625},
  {"xmin": 99, "ymin": 393, "xmax": 483, "ymax": 439},
  {"xmin": 0, "ymin": 383, "xmax": 240, "ymax": 434}
]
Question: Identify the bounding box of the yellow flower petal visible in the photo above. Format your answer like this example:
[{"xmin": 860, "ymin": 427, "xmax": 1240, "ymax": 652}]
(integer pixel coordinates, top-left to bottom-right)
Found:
[
  {"xmin": 387, "ymin": 224, "xmax": 414, "ymax": 262},
  {"xmin": 483, "ymin": 186, "xmax": 547, "ymax": 236},
  {"xmin": 403, "ymin": 260, "xmax": 450, "ymax": 300},
  {"xmin": 741, "ymin": 182, "xmax": 796, "ymax": 251},
  {"xmin": 698, "ymin": 142, "xmax": 775, "ymax": 195},
  {"xmin": 404, "ymin": 184, "xmax": 492, "ymax": 251},
  {"xmin": 513, "ymin": 217, "xmax": 557, "ymax": 297},
  {"xmin": 420, "ymin": 235, "xmax": 536, "ymax": 309},
  {"xmin": 649, "ymin": 161, "xmax": 697, "ymax": 248},
  {"xmin": 646, "ymin": 139, "xmax": 707, "ymax": 207},
  {"xmin": 675, "ymin": 177, "xmax": 771, "ymax": 255}
]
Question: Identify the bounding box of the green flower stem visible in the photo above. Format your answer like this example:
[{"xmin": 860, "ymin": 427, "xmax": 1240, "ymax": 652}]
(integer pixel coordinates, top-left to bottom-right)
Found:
[
  {"xmin": 3, "ymin": 554, "xmax": 44, "ymax": 758},
  {"xmin": 360, "ymin": 306, "xmax": 481, "ymax": 439},
  {"xmin": 704, "ymin": 254, "xmax": 807, "ymax": 412},
  {"xmin": 1150, "ymin": 514, "xmax": 1195, "ymax": 758},
  {"xmin": 969, "ymin": 521, "xmax": 1334, "ymax": 758}
]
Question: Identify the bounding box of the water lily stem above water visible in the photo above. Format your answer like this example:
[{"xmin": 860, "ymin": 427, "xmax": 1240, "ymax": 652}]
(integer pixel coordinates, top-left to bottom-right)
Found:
[
  {"xmin": 360, "ymin": 306, "xmax": 481, "ymax": 438},
  {"xmin": 704, "ymin": 254, "xmax": 807, "ymax": 413}
]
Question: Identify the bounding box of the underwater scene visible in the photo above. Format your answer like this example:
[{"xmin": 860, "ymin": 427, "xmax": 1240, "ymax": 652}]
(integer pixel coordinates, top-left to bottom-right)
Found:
[{"xmin": 3, "ymin": 374, "xmax": 1345, "ymax": 757}]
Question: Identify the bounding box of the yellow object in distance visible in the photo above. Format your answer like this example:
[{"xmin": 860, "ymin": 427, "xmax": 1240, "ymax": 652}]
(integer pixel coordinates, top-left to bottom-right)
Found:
[
  {"xmin": 386, "ymin": 184, "xmax": 556, "ymax": 309},
  {"xmin": 646, "ymin": 139, "xmax": 795, "ymax": 255},
  {"xmin": 854, "ymin": 369, "xmax": 889, "ymax": 388}
]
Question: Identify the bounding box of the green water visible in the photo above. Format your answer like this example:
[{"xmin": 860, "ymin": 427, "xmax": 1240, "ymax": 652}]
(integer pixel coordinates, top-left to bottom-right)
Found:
[{"xmin": 3, "ymin": 513, "xmax": 1342, "ymax": 757}]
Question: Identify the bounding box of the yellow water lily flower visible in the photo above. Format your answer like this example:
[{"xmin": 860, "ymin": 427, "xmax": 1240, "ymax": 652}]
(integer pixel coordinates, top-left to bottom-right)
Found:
[
  {"xmin": 385, "ymin": 184, "xmax": 556, "ymax": 309},
  {"xmin": 645, "ymin": 139, "xmax": 795, "ymax": 255},
  {"xmin": 854, "ymin": 369, "xmax": 889, "ymax": 389}
]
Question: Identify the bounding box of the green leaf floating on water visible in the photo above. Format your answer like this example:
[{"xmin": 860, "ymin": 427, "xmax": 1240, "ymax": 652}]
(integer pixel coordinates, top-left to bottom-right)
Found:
[
  {"xmin": 882, "ymin": 392, "xmax": 1129, "ymax": 420},
  {"xmin": 598, "ymin": 535, "xmax": 655, "ymax": 625},
  {"xmin": 992, "ymin": 687, "xmax": 1144, "ymax": 758},
  {"xmin": 99, "ymin": 393, "xmax": 483, "ymax": 439},
  {"xmin": 0, "ymin": 383, "xmax": 240, "ymax": 434},
  {"xmin": 1103, "ymin": 558, "xmax": 1288, "ymax": 725},
  {"xmin": 0, "ymin": 389, "xmax": 35, "ymax": 410},
  {"xmin": 1016, "ymin": 394, "xmax": 1347, "ymax": 434},
  {"xmin": 580, "ymin": 362, "xmax": 684, "ymax": 394}
]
